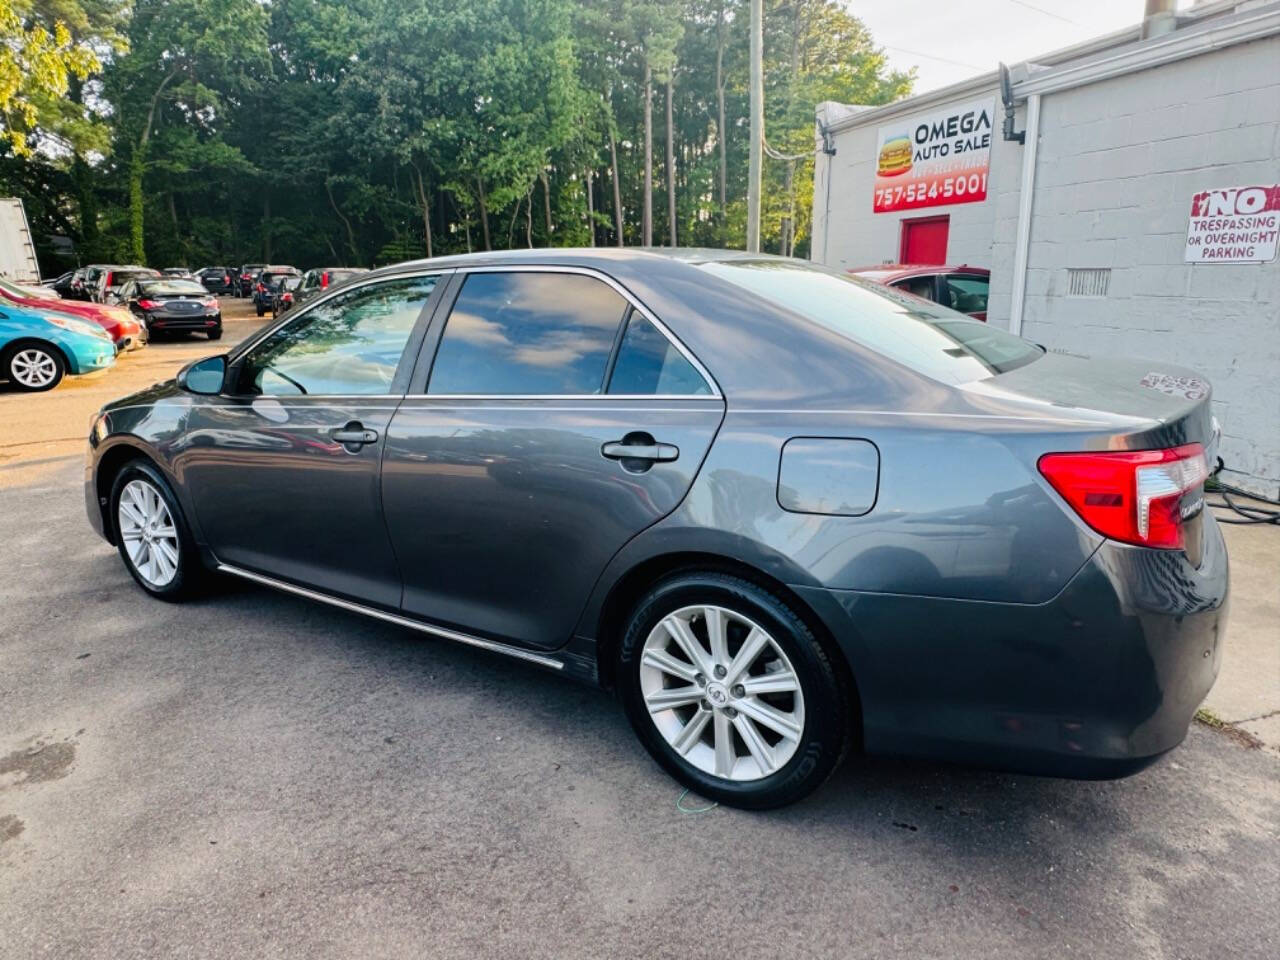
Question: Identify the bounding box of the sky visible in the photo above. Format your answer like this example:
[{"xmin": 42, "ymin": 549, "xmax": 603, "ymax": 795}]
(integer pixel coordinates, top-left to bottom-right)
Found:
[{"xmin": 850, "ymin": 0, "xmax": 1200, "ymax": 94}]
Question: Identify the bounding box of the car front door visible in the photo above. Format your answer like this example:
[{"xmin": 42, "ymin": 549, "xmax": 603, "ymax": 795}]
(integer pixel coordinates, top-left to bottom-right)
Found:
[
  {"xmin": 381, "ymin": 267, "xmax": 726, "ymax": 650},
  {"xmin": 176, "ymin": 271, "xmax": 447, "ymax": 607}
]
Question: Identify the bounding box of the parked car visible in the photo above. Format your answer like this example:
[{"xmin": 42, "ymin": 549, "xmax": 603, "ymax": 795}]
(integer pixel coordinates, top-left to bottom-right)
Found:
[
  {"xmin": 2, "ymin": 300, "xmax": 116, "ymax": 391},
  {"xmin": 95, "ymin": 266, "xmax": 162, "ymax": 305},
  {"xmin": 74, "ymin": 264, "xmax": 115, "ymax": 302},
  {"xmin": 162, "ymin": 267, "xmax": 194, "ymax": 279},
  {"xmin": 119, "ymin": 277, "xmax": 222, "ymax": 340},
  {"xmin": 195, "ymin": 266, "xmax": 237, "ymax": 296},
  {"xmin": 42, "ymin": 271, "xmax": 77, "ymax": 298},
  {"xmin": 85, "ymin": 250, "xmax": 1226, "ymax": 809},
  {"xmin": 0, "ymin": 277, "xmax": 145, "ymax": 351},
  {"xmin": 295, "ymin": 267, "xmax": 369, "ymax": 306},
  {"xmin": 848, "ymin": 264, "xmax": 991, "ymax": 321},
  {"xmin": 238, "ymin": 263, "xmax": 268, "ymax": 298},
  {"xmin": 268, "ymin": 274, "xmax": 303, "ymax": 317},
  {"xmin": 251, "ymin": 266, "xmax": 301, "ymax": 316}
]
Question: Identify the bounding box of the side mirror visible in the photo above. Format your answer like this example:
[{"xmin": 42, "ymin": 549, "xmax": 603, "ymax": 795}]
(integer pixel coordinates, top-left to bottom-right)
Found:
[{"xmin": 178, "ymin": 354, "xmax": 227, "ymax": 395}]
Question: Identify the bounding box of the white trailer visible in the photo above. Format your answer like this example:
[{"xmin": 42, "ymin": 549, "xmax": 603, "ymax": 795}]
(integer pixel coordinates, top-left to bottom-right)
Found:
[{"xmin": 0, "ymin": 197, "xmax": 41, "ymax": 283}]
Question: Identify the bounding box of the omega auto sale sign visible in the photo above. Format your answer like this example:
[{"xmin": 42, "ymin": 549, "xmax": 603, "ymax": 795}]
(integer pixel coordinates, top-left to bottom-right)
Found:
[
  {"xmin": 1184, "ymin": 184, "xmax": 1280, "ymax": 263},
  {"xmin": 872, "ymin": 98, "xmax": 994, "ymax": 213}
]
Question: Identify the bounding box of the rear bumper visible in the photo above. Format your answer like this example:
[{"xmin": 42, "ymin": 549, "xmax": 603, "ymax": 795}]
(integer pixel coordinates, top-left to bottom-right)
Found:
[
  {"xmin": 147, "ymin": 311, "xmax": 221, "ymax": 332},
  {"xmin": 795, "ymin": 514, "xmax": 1228, "ymax": 778}
]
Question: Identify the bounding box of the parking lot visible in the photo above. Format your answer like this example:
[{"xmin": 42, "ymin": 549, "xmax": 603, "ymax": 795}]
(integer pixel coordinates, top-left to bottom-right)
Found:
[{"xmin": 1, "ymin": 297, "xmax": 1277, "ymax": 959}]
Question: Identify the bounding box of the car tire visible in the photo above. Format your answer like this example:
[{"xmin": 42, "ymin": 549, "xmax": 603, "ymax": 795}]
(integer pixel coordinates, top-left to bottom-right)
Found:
[
  {"xmin": 3, "ymin": 340, "xmax": 66, "ymax": 392},
  {"xmin": 208, "ymin": 328, "xmax": 222, "ymax": 341},
  {"xmin": 618, "ymin": 572, "xmax": 851, "ymax": 809},
  {"xmin": 255, "ymin": 304, "xmax": 264, "ymax": 317},
  {"xmin": 110, "ymin": 459, "xmax": 206, "ymax": 601}
]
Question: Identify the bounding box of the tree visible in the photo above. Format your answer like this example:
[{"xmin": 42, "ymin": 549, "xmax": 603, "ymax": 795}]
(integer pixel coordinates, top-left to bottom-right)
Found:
[
  {"xmin": 107, "ymin": 0, "xmax": 269, "ymax": 263},
  {"xmin": 0, "ymin": 0, "xmax": 104, "ymax": 156}
]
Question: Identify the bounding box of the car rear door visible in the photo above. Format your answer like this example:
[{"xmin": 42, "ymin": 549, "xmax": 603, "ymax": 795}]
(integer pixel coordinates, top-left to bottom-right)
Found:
[
  {"xmin": 177, "ymin": 271, "xmax": 447, "ymax": 608},
  {"xmin": 381, "ymin": 266, "xmax": 725, "ymax": 651}
]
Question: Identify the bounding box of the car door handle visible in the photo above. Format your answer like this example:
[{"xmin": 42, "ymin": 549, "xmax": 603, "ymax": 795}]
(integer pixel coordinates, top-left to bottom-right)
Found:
[
  {"xmin": 331, "ymin": 425, "xmax": 379, "ymax": 445},
  {"xmin": 602, "ymin": 440, "xmax": 679, "ymax": 462}
]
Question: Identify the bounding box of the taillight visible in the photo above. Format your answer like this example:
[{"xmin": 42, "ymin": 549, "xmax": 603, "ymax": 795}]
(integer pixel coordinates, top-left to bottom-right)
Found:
[
  {"xmin": 137, "ymin": 299, "xmax": 158, "ymax": 310},
  {"xmin": 257, "ymin": 282, "xmax": 265, "ymax": 292},
  {"xmin": 321, "ymin": 271, "xmax": 329, "ymax": 288},
  {"xmin": 223, "ymin": 274, "xmax": 230, "ymax": 283},
  {"xmin": 1038, "ymin": 443, "xmax": 1208, "ymax": 550}
]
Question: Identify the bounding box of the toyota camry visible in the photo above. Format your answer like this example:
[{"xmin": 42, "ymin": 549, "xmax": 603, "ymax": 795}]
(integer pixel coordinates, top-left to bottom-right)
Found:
[{"xmin": 85, "ymin": 249, "xmax": 1227, "ymax": 808}]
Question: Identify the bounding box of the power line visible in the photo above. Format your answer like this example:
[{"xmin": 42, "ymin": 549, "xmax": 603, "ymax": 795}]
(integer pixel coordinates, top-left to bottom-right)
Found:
[
  {"xmin": 883, "ymin": 46, "xmax": 984, "ymax": 70},
  {"xmin": 1006, "ymin": 0, "xmax": 1078, "ymax": 25}
]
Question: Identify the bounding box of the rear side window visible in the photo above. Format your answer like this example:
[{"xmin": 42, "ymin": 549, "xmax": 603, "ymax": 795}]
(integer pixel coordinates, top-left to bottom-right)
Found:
[
  {"xmin": 428, "ymin": 272, "xmax": 627, "ymax": 395},
  {"xmin": 608, "ymin": 313, "xmax": 711, "ymax": 395},
  {"xmin": 235, "ymin": 274, "xmax": 437, "ymax": 396},
  {"xmin": 701, "ymin": 260, "xmax": 1042, "ymax": 382}
]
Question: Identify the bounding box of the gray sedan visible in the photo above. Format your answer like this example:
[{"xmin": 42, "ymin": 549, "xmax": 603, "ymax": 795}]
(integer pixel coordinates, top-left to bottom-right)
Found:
[{"xmin": 84, "ymin": 249, "xmax": 1227, "ymax": 808}]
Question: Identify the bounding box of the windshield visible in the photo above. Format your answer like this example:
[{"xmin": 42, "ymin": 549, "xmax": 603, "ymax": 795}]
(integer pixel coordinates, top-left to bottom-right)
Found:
[
  {"xmin": 699, "ymin": 259, "xmax": 1042, "ymax": 383},
  {"xmin": 139, "ymin": 280, "xmax": 207, "ymax": 296}
]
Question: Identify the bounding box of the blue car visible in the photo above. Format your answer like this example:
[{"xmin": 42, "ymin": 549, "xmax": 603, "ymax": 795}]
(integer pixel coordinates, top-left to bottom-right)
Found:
[{"xmin": 1, "ymin": 302, "xmax": 117, "ymax": 391}]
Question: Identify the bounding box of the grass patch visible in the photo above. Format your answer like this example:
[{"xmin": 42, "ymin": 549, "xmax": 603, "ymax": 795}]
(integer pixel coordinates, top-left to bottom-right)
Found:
[{"xmin": 1194, "ymin": 707, "xmax": 1263, "ymax": 749}]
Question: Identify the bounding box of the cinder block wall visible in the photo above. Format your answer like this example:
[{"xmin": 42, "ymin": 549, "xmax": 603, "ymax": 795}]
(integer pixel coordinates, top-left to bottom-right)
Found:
[{"xmin": 989, "ymin": 36, "xmax": 1280, "ymax": 495}]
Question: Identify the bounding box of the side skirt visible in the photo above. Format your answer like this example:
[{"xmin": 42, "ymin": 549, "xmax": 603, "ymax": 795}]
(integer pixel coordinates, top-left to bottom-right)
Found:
[{"xmin": 216, "ymin": 562, "xmax": 566, "ymax": 672}]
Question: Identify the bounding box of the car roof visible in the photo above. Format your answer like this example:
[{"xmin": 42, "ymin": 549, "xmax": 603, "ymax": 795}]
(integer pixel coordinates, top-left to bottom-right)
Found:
[{"xmin": 847, "ymin": 264, "xmax": 990, "ymax": 281}]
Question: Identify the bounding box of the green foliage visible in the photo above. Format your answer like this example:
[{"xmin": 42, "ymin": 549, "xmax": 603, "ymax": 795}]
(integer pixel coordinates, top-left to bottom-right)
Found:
[{"xmin": 4, "ymin": 0, "xmax": 912, "ymax": 273}]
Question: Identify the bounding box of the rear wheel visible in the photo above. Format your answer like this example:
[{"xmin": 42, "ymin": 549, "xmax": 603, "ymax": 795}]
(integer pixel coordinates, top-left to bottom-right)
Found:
[
  {"xmin": 4, "ymin": 341, "xmax": 65, "ymax": 391},
  {"xmin": 110, "ymin": 460, "xmax": 205, "ymax": 600},
  {"xmin": 619, "ymin": 572, "xmax": 850, "ymax": 809},
  {"xmin": 255, "ymin": 303, "xmax": 264, "ymax": 317},
  {"xmin": 208, "ymin": 327, "xmax": 222, "ymax": 341}
]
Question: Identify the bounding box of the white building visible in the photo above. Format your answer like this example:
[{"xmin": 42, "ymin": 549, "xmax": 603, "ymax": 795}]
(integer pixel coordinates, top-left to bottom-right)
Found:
[{"xmin": 812, "ymin": 0, "xmax": 1280, "ymax": 496}]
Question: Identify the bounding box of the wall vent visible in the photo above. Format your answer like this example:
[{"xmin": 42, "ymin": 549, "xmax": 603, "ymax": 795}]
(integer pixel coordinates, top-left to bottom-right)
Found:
[{"xmin": 1067, "ymin": 268, "xmax": 1110, "ymax": 297}]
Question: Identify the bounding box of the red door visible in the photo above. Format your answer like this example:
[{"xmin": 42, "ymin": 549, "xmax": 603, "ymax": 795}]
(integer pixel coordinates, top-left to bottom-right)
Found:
[{"xmin": 899, "ymin": 215, "xmax": 949, "ymax": 265}]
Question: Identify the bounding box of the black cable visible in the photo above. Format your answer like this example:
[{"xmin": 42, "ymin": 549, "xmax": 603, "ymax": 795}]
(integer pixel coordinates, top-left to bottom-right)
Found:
[{"xmin": 1207, "ymin": 457, "xmax": 1280, "ymax": 526}]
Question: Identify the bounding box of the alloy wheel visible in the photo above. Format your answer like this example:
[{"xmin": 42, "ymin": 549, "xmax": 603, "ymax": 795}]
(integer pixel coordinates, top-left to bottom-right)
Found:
[
  {"xmin": 10, "ymin": 348, "xmax": 59, "ymax": 388},
  {"xmin": 117, "ymin": 479, "xmax": 181, "ymax": 587},
  {"xmin": 639, "ymin": 604, "xmax": 805, "ymax": 781}
]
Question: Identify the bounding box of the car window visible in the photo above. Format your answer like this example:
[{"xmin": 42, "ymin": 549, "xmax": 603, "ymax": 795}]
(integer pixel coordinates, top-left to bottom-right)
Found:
[
  {"xmin": 943, "ymin": 274, "xmax": 989, "ymax": 314},
  {"xmin": 140, "ymin": 281, "xmax": 206, "ymax": 296},
  {"xmin": 234, "ymin": 274, "xmax": 438, "ymax": 396},
  {"xmin": 894, "ymin": 276, "xmax": 936, "ymax": 301},
  {"xmin": 427, "ymin": 271, "xmax": 628, "ymax": 395},
  {"xmin": 700, "ymin": 259, "xmax": 1042, "ymax": 382},
  {"xmin": 607, "ymin": 312, "xmax": 711, "ymax": 396}
]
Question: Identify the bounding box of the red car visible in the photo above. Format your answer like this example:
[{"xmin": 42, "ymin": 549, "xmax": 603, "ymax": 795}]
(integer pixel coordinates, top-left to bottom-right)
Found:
[
  {"xmin": 847, "ymin": 264, "xmax": 990, "ymax": 321},
  {"xmin": 0, "ymin": 277, "xmax": 145, "ymax": 350}
]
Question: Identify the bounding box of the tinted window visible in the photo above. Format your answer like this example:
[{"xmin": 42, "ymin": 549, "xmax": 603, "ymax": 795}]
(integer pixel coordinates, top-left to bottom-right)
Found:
[
  {"xmin": 608, "ymin": 313, "xmax": 711, "ymax": 395},
  {"xmin": 700, "ymin": 260, "xmax": 1042, "ymax": 382},
  {"xmin": 428, "ymin": 272, "xmax": 627, "ymax": 395},
  {"xmin": 943, "ymin": 274, "xmax": 989, "ymax": 314},
  {"xmin": 235, "ymin": 275, "xmax": 437, "ymax": 396}
]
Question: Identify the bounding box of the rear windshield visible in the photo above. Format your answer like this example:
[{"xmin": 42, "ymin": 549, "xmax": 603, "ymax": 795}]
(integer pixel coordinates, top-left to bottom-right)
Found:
[
  {"xmin": 699, "ymin": 259, "xmax": 1042, "ymax": 383},
  {"xmin": 112, "ymin": 270, "xmax": 159, "ymax": 284},
  {"xmin": 139, "ymin": 280, "xmax": 207, "ymax": 296}
]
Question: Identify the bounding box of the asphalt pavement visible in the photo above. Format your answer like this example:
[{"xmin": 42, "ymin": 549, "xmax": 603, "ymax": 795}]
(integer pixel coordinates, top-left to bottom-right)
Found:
[{"xmin": 1, "ymin": 299, "xmax": 1277, "ymax": 959}]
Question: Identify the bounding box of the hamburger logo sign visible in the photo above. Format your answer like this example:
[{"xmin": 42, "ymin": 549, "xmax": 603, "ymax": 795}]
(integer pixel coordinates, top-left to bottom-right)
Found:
[{"xmin": 873, "ymin": 98, "xmax": 995, "ymax": 213}]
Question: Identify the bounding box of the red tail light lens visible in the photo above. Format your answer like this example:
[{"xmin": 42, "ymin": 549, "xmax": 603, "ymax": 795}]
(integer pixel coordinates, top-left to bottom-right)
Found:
[
  {"xmin": 137, "ymin": 299, "xmax": 158, "ymax": 310},
  {"xmin": 1038, "ymin": 444, "xmax": 1208, "ymax": 550},
  {"xmin": 321, "ymin": 271, "xmax": 329, "ymax": 288}
]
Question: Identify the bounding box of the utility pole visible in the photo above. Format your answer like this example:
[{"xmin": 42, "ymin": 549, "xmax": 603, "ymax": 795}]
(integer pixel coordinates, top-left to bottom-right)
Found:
[{"xmin": 746, "ymin": 0, "xmax": 763, "ymax": 252}]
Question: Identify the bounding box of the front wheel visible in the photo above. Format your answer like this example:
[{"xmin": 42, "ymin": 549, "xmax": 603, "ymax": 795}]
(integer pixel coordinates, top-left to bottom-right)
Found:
[
  {"xmin": 619, "ymin": 572, "xmax": 851, "ymax": 809},
  {"xmin": 110, "ymin": 460, "xmax": 205, "ymax": 600},
  {"xmin": 4, "ymin": 341, "xmax": 65, "ymax": 391}
]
